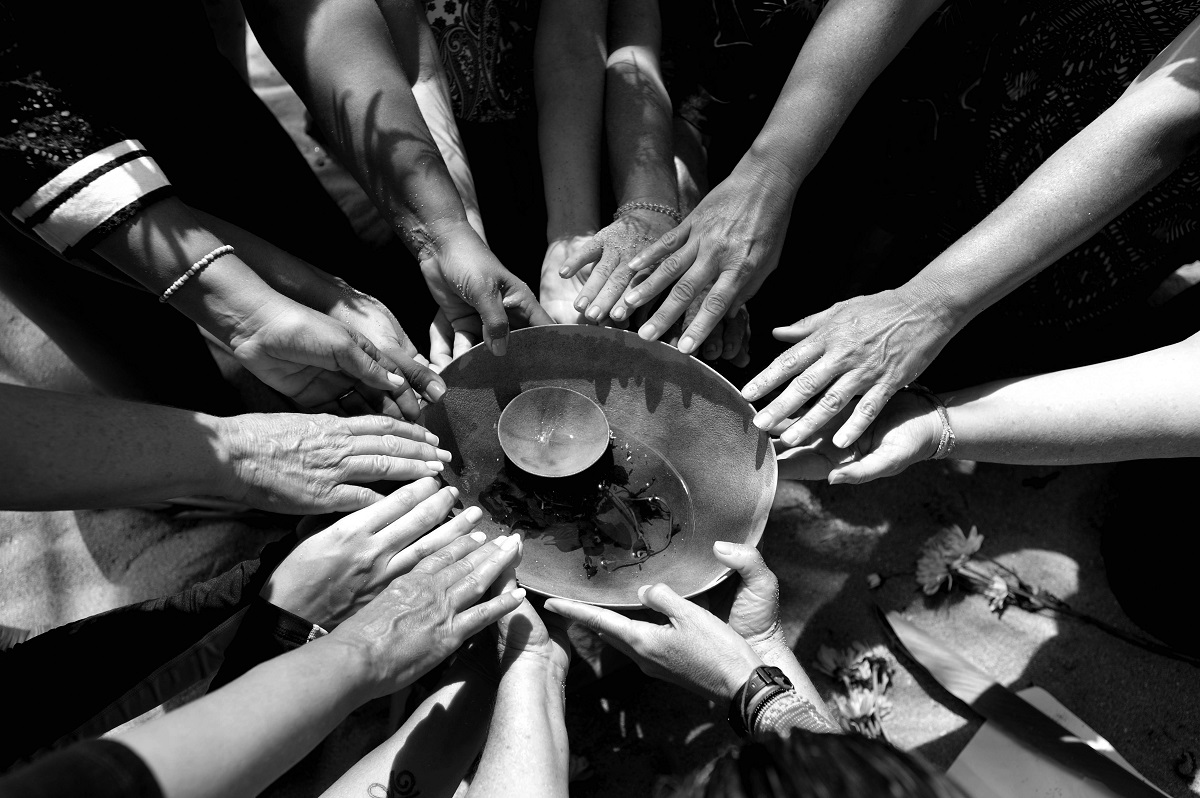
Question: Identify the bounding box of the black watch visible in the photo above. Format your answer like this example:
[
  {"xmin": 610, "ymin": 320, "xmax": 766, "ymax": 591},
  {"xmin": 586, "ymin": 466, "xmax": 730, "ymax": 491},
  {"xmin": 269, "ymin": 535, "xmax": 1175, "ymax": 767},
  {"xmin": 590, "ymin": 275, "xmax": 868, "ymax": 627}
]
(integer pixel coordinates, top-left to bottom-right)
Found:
[{"xmin": 728, "ymin": 665, "xmax": 794, "ymax": 738}]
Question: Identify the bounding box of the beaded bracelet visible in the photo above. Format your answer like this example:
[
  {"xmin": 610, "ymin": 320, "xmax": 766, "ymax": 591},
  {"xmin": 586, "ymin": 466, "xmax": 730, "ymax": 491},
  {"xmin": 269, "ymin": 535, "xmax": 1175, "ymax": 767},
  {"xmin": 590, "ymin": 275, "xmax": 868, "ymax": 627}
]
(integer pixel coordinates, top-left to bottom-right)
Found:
[
  {"xmin": 159, "ymin": 244, "xmax": 235, "ymax": 303},
  {"xmin": 613, "ymin": 202, "xmax": 683, "ymax": 224},
  {"xmin": 904, "ymin": 382, "xmax": 957, "ymax": 460}
]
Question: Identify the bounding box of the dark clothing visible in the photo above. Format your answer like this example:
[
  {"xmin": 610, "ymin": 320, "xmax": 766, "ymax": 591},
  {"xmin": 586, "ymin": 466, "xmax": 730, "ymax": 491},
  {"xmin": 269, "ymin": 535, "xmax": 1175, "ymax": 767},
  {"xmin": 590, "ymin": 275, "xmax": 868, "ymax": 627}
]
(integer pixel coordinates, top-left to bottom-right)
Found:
[
  {"xmin": 0, "ymin": 534, "xmax": 301, "ymax": 770},
  {"xmin": 0, "ymin": 740, "xmax": 163, "ymax": 798}
]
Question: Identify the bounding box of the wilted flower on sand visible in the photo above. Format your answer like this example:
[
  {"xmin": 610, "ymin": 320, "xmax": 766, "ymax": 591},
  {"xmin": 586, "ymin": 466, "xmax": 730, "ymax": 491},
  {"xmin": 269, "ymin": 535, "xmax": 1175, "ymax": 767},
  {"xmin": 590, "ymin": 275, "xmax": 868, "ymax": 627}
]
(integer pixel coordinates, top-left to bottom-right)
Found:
[
  {"xmin": 915, "ymin": 525, "xmax": 984, "ymax": 595},
  {"xmin": 814, "ymin": 641, "xmax": 895, "ymax": 740},
  {"xmin": 984, "ymin": 574, "xmax": 1012, "ymax": 612},
  {"xmin": 866, "ymin": 572, "xmax": 883, "ymax": 589}
]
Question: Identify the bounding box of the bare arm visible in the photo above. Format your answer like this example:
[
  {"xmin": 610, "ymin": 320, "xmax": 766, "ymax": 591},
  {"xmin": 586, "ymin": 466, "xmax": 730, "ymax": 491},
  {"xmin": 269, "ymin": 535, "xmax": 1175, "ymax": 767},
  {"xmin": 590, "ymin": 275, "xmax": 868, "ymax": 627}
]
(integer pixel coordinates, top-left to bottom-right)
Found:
[{"xmin": 751, "ymin": 12, "xmax": 1200, "ymax": 452}]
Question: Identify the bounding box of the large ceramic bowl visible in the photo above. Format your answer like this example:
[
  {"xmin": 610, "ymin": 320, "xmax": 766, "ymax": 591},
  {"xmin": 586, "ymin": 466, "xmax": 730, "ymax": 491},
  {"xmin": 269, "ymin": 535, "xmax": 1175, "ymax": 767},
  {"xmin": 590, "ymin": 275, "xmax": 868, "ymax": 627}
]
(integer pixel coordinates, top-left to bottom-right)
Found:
[{"xmin": 419, "ymin": 325, "xmax": 776, "ymax": 608}]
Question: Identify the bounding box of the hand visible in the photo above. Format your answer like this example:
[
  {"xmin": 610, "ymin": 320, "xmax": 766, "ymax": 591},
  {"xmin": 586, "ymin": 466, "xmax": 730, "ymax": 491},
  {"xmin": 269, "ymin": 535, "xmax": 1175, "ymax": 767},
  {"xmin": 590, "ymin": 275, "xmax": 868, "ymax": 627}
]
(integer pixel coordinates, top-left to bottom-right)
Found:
[
  {"xmin": 610, "ymin": 162, "xmax": 796, "ymax": 354},
  {"xmin": 742, "ymin": 285, "xmax": 960, "ymax": 449},
  {"xmin": 545, "ymin": 583, "xmax": 763, "ymax": 703},
  {"xmin": 775, "ymin": 390, "xmax": 942, "ymax": 485},
  {"xmin": 214, "ymin": 414, "xmax": 451, "ymax": 513},
  {"xmin": 327, "ymin": 526, "xmax": 527, "ymax": 699},
  {"xmin": 712, "ymin": 542, "xmax": 787, "ymax": 657},
  {"xmin": 539, "ymin": 235, "xmax": 598, "ymax": 325},
  {"xmin": 559, "ymin": 209, "xmax": 678, "ymax": 324},
  {"xmin": 492, "ymin": 568, "xmax": 571, "ymax": 674},
  {"xmin": 662, "ymin": 288, "xmax": 751, "ymax": 366},
  {"xmin": 419, "ymin": 223, "xmax": 554, "ymax": 363},
  {"xmin": 262, "ymin": 478, "xmax": 480, "ymax": 627},
  {"xmin": 226, "ymin": 294, "xmax": 413, "ymax": 416}
]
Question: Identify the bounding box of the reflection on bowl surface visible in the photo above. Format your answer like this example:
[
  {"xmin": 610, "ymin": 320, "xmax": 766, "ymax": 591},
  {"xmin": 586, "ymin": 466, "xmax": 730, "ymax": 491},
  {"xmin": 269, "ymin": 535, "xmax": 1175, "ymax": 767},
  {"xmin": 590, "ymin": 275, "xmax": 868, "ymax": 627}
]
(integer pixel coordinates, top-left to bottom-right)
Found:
[
  {"xmin": 419, "ymin": 325, "xmax": 776, "ymax": 608},
  {"xmin": 497, "ymin": 386, "xmax": 611, "ymax": 478}
]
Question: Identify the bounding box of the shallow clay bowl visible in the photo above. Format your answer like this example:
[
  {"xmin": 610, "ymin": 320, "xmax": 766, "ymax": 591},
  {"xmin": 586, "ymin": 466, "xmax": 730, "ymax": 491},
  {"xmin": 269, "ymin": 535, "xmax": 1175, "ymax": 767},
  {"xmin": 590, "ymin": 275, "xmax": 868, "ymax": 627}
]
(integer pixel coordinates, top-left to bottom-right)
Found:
[{"xmin": 419, "ymin": 325, "xmax": 777, "ymax": 608}]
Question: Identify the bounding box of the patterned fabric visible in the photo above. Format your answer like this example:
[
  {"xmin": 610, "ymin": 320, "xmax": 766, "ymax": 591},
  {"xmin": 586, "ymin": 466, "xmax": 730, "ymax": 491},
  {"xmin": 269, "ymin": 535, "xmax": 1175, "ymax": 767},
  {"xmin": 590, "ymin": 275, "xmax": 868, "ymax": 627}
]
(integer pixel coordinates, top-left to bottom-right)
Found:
[
  {"xmin": 424, "ymin": 0, "xmax": 537, "ymax": 122},
  {"xmin": 0, "ymin": 15, "xmax": 174, "ymax": 258},
  {"xmin": 752, "ymin": 690, "xmax": 841, "ymax": 738}
]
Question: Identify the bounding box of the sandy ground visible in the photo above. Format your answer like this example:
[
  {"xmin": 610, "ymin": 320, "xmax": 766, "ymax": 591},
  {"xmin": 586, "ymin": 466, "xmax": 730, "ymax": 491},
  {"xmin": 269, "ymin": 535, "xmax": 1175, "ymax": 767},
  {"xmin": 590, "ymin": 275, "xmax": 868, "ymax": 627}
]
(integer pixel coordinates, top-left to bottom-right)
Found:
[{"xmin": 0, "ymin": 28, "xmax": 1196, "ymax": 798}]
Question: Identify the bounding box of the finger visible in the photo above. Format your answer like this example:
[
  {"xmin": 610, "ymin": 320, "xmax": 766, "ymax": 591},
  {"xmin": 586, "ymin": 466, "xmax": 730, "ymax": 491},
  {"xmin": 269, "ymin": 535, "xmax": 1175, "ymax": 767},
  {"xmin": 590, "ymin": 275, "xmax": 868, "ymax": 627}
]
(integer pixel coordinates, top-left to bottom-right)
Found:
[
  {"xmin": 337, "ymin": 477, "xmax": 442, "ymax": 533},
  {"xmin": 468, "ymin": 280, "xmax": 511, "ymax": 357},
  {"xmin": 832, "ymin": 382, "xmax": 898, "ymax": 450},
  {"xmin": 430, "ymin": 313, "xmax": 454, "ymax": 370},
  {"xmin": 827, "ymin": 449, "xmax": 908, "ymax": 486},
  {"xmin": 701, "ymin": 317, "xmax": 725, "ymax": 361},
  {"xmin": 559, "ymin": 240, "xmax": 604, "ymax": 279},
  {"xmin": 348, "ymin": 383, "xmax": 415, "ymax": 421},
  {"xmin": 711, "ymin": 543, "xmax": 777, "ymax": 599},
  {"xmin": 742, "ymin": 340, "xmax": 825, "ymax": 406},
  {"xmin": 628, "ymin": 241, "xmax": 703, "ymax": 340},
  {"xmin": 344, "ymin": 416, "xmax": 441, "ymax": 447},
  {"xmin": 775, "ymin": 445, "xmax": 836, "ymax": 482},
  {"xmin": 574, "ymin": 248, "xmax": 619, "ymax": 316},
  {"xmin": 374, "ymin": 484, "xmax": 458, "ymax": 547},
  {"xmin": 387, "ymin": 505, "xmax": 485, "ymax": 576},
  {"xmin": 335, "ymin": 329, "xmax": 411, "ymax": 394},
  {"xmin": 350, "ymin": 432, "xmax": 448, "ymax": 463},
  {"xmin": 454, "ymin": 587, "xmax": 528, "ymax": 639},
  {"xmin": 636, "ymin": 583, "xmax": 697, "ymax": 622},
  {"xmin": 320, "ymin": 484, "xmax": 388, "ymax": 512},
  {"xmin": 340, "ymin": 454, "xmax": 445, "ymax": 482},
  {"xmin": 677, "ymin": 270, "xmax": 746, "ymax": 356},
  {"xmin": 336, "ymin": 388, "xmax": 375, "ymax": 417},
  {"xmin": 780, "ymin": 371, "xmax": 869, "ymax": 447},
  {"xmin": 586, "ymin": 255, "xmax": 647, "ymax": 323},
  {"xmin": 722, "ymin": 307, "xmax": 748, "ymax": 361},
  {"xmin": 453, "ymin": 327, "xmax": 480, "ymax": 359},
  {"xmin": 543, "ymin": 598, "xmax": 638, "ymax": 646},
  {"xmin": 508, "ymin": 289, "xmax": 557, "ymax": 329},
  {"xmin": 772, "ymin": 310, "xmax": 831, "ymax": 344},
  {"xmin": 624, "ymin": 221, "xmax": 691, "ymax": 275},
  {"xmin": 394, "ymin": 353, "xmax": 447, "ymax": 405},
  {"xmin": 441, "ymin": 532, "xmax": 523, "ymax": 607},
  {"xmin": 413, "ymin": 527, "xmax": 490, "ymax": 575}
]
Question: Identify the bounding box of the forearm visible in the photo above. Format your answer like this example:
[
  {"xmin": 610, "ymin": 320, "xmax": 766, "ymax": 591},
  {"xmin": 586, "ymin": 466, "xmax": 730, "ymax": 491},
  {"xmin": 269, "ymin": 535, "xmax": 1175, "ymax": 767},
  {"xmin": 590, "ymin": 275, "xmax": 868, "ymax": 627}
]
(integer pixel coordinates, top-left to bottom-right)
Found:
[
  {"xmin": 535, "ymin": 0, "xmax": 608, "ymax": 238},
  {"xmin": 321, "ymin": 661, "xmax": 493, "ymax": 798},
  {"xmin": 242, "ymin": 0, "xmax": 473, "ymax": 255},
  {"xmin": 605, "ymin": 0, "xmax": 675, "ymax": 208},
  {"xmin": 468, "ymin": 659, "xmax": 569, "ymax": 798},
  {"xmin": 0, "ymin": 384, "xmax": 229, "ymax": 510},
  {"xmin": 90, "ymin": 197, "xmax": 281, "ymax": 344},
  {"xmin": 742, "ymin": 0, "xmax": 942, "ymax": 191},
  {"xmin": 909, "ymin": 25, "xmax": 1200, "ymax": 318},
  {"xmin": 120, "ymin": 639, "xmax": 370, "ymax": 798},
  {"xmin": 943, "ymin": 334, "xmax": 1200, "ymax": 465}
]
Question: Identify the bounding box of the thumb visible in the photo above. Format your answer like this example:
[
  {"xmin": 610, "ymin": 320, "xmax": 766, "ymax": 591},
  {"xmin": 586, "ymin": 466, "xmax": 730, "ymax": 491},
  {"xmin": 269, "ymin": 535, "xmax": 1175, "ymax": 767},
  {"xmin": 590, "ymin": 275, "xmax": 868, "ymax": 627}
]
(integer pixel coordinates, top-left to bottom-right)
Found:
[
  {"xmin": 712, "ymin": 542, "xmax": 777, "ymax": 597},
  {"xmin": 773, "ymin": 310, "xmax": 829, "ymax": 343},
  {"xmin": 637, "ymin": 583, "xmax": 696, "ymax": 621}
]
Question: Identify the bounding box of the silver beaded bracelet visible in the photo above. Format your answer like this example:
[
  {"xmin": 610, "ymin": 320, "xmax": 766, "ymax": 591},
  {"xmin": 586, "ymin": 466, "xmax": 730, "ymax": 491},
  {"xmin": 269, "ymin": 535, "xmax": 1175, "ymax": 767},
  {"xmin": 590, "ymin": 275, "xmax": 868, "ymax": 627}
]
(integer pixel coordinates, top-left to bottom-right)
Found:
[
  {"xmin": 613, "ymin": 202, "xmax": 683, "ymax": 224},
  {"xmin": 904, "ymin": 382, "xmax": 957, "ymax": 460},
  {"xmin": 159, "ymin": 244, "xmax": 235, "ymax": 303}
]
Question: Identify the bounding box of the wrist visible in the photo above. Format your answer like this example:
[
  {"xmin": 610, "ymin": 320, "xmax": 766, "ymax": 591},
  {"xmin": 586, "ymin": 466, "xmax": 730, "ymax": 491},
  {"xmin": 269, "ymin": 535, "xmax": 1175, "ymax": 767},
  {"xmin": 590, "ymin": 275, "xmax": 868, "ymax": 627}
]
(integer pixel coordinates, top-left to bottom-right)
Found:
[
  {"xmin": 411, "ymin": 215, "xmax": 480, "ymax": 263},
  {"xmin": 205, "ymin": 415, "xmax": 250, "ymax": 502},
  {"xmin": 744, "ymin": 622, "xmax": 790, "ymax": 663},
  {"xmin": 499, "ymin": 650, "xmax": 569, "ymax": 683},
  {"xmin": 742, "ymin": 138, "xmax": 808, "ymax": 199},
  {"xmin": 306, "ymin": 637, "xmax": 381, "ymax": 707}
]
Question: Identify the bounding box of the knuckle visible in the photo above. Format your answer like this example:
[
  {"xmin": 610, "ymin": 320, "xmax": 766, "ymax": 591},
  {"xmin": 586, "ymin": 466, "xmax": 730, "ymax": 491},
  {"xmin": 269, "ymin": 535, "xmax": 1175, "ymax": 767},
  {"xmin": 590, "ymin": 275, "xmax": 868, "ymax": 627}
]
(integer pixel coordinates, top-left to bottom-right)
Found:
[
  {"xmin": 669, "ymin": 280, "xmax": 696, "ymax": 304},
  {"xmin": 661, "ymin": 229, "xmax": 679, "ymax": 248},
  {"xmin": 818, "ymin": 391, "xmax": 845, "ymax": 412},
  {"xmin": 702, "ymin": 291, "xmax": 729, "ymax": 316},
  {"xmin": 792, "ymin": 372, "xmax": 821, "ymax": 396}
]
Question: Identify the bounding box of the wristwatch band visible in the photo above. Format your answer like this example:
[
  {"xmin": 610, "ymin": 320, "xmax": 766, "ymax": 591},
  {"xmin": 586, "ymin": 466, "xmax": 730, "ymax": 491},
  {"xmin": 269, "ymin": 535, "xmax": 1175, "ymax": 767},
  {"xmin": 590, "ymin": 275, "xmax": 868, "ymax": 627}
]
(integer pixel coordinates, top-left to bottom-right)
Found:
[{"xmin": 728, "ymin": 665, "xmax": 794, "ymax": 738}]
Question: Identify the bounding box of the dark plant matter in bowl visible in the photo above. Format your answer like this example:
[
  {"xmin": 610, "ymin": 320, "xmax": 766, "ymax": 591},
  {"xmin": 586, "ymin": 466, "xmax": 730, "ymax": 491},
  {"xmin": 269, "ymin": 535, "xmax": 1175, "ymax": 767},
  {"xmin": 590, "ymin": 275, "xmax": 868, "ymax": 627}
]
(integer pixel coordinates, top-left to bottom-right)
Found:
[{"xmin": 419, "ymin": 325, "xmax": 776, "ymax": 608}]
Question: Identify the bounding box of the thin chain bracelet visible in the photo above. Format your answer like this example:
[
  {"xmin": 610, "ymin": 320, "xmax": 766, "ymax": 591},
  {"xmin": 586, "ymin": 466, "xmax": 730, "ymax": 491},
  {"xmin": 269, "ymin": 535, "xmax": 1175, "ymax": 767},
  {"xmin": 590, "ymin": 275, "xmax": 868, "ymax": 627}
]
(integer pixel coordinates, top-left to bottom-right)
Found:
[
  {"xmin": 903, "ymin": 382, "xmax": 957, "ymax": 460},
  {"xmin": 160, "ymin": 245, "xmax": 235, "ymax": 303},
  {"xmin": 613, "ymin": 202, "xmax": 683, "ymax": 224}
]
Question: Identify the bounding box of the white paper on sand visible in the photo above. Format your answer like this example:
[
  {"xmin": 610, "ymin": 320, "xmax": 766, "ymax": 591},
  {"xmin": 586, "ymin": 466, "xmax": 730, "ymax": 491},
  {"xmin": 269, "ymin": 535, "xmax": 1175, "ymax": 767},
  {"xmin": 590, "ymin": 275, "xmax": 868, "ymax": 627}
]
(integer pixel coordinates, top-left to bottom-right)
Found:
[{"xmin": 946, "ymin": 686, "xmax": 1170, "ymax": 798}]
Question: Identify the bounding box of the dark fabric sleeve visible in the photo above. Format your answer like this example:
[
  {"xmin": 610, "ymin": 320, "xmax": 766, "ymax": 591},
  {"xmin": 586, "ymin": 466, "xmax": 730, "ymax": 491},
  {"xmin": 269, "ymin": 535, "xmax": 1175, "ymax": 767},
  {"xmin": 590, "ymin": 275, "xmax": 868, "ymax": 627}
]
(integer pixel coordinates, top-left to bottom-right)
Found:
[
  {"xmin": 0, "ymin": 6, "xmax": 175, "ymax": 262},
  {"xmin": 0, "ymin": 740, "xmax": 162, "ymax": 798},
  {"xmin": 0, "ymin": 534, "xmax": 297, "ymax": 770},
  {"xmin": 207, "ymin": 599, "xmax": 320, "ymax": 691}
]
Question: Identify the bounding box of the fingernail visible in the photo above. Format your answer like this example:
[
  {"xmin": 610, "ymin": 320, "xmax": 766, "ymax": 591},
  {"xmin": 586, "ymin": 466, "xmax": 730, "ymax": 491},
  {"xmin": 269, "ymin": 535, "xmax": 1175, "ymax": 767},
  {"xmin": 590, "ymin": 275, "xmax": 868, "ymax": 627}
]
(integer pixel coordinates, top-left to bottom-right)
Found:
[
  {"xmin": 470, "ymin": 530, "xmax": 487, "ymax": 543},
  {"xmin": 752, "ymin": 410, "xmax": 774, "ymax": 429},
  {"xmin": 425, "ymin": 431, "xmax": 441, "ymax": 445},
  {"xmin": 610, "ymin": 306, "xmax": 626, "ymax": 321},
  {"xmin": 426, "ymin": 382, "xmax": 446, "ymax": 402},
  {"xmin": 490, "ymin": 337, "xmax": 507, "ymax": 357},
  {"xmin": 499, "ymin": 533, "xmax": 520, "ymax": 550},
  {"xmin": 828, "ymin": 473, "xmax": 844, "ymax": 485},
  {"xmin": 678, "ymin": 335, "xmax": 696, "ymax": 354},
  {"xmin": 626, "ymin": 291, "xmax": 642, "ymax": 305},
  {"xmin": 437, "ymin": 448, "xmax": 452, "ymax": 462},
  {"xmin": 832, "ymin": 433, "xmax": 849, "ymax": 449},
  {"xmin": 511, "ymin": 587, "xmax": 527, "ymax": 601},
  {"xmin": 559, "ymin": 267, "xmax": 570, "ymax": 277},
  {"xmin": 574, "ymin": 297, "xmax": 588, "ymax": 311},
  {"xmin": 387, "ymin": 373, "xmax": 408, "ymax": 390},
  {"xmin": 586, "ymin": 306, "xmax": 601, "ymax": 321},
  {"xmin": 713, "ymin": 541, "xmax": 734, "ymax": 555},
  {"xmin": 464, "ymin": 506, "xmax": 483, "ymax": 521},
  {"xmin": 426, "ymin": 460, "xmax": 444, "ymax": 472},
  {"xmin": 637, "ymin": 585, "xmax": 651, "ymax": 601},
  {"xmin": 638, "ymin": 322, "xmax": 658, "ymax": 340},
  {"xmin": 448, "ymin": 486, "xmax": 460, "ymax": 499}
]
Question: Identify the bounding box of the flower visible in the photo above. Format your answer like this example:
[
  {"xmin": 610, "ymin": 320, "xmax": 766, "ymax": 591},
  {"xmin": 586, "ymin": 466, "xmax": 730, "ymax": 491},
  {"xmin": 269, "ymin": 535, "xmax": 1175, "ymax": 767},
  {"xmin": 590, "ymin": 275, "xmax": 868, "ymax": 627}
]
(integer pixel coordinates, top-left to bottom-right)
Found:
[
  {"xmin": 866, "ymin": 572, "xmax": 883, "ymax": 589},
  {"xmin": 984, "ymin": 574, "xmax": 1011, "ymax": 613},
  {"xmin": 915, "ymin": 524, "xmax": 984, "ymax": 595}
]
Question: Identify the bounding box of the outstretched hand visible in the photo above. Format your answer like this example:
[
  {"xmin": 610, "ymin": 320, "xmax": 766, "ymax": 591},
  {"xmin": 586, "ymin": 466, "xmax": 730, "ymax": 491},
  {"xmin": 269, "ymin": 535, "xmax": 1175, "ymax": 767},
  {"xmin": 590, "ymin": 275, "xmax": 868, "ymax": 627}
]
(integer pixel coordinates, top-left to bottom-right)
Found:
[
  {"xmin": 742, "ymin": 286, "xmax": 960, "ymax": 448},
  {"xmin": 545, "ymin": 582, "xmax": 762, "ymax": 702},
  {"xmin": 775, "ymin": 389, "xmax": 943, "ymax": 484},
  {"xmin": 422, "ymin": 224, "xmax": 554, "ymax": 368}
]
